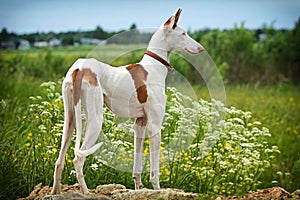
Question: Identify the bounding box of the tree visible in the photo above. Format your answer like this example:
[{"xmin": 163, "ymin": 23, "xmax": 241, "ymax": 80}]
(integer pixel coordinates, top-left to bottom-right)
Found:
[
  {"xmin": 130, "ymin": 23, "xmax": 137, "ymax": 30},
  {"xmin": 92, "ymin": 26, "xmax": 108, "ymax": 39},
  {"xmin": 62, "ymin": 35, "xmax": 74, "ymax": 46},
  {"xmin": 0, "ymin": 28, "xmax": 9, "ymax": 41}
]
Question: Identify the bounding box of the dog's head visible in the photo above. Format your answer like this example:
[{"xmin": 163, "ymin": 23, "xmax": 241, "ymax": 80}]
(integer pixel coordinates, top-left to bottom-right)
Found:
[{"xmin": 161, "ymin": 9, "xmax": 204, "ymax": 54}]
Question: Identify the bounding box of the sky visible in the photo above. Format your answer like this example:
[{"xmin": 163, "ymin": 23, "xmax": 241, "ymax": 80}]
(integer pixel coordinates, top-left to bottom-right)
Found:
[{"xmin": 0, "ymin": 0, "xmax": 299, "ymax": 34}]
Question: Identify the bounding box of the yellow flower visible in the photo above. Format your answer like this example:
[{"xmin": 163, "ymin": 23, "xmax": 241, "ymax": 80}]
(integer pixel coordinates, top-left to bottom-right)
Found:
[
  {"xmin": 35, "ymin": 115, "xmax": 39, "ymax": 119},
  {"xmin": 144, "ymin": 146, "xmax": 149, "ymax": 154},
  {"xmin": 196, "ymin": 172, "xmax": 203, "ymax": 177},
  {"xmin": 162, "ymin": 167, "xmax": 169, "ymax": 176},
  {"xmin": 25, "ymin": 143, "xmax": 30, "ymax": 147}
]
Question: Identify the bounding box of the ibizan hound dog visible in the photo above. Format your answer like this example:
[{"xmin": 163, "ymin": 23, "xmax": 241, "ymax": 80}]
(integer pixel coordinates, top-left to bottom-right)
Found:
[{"xmin": 51, "ymin": 8, "xmax": 204, "ymax": 194}]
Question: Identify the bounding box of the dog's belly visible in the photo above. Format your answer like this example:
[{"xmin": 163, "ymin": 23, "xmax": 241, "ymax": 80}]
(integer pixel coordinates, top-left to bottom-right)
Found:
[
  {"xmin": 104, "ymin": 94, "xmax": 145, "ymax": 118},
  {"xmin": 100, "ymin": 66, "xmax": 147, "ymax": 119}
]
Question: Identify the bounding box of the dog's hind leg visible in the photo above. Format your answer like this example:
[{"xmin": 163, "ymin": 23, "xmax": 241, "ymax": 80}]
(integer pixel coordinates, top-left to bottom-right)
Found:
[
  {"xmin": 73, "ymin": 81, "xmax": 103, "ymax": 194},
  {"xmin": 51, "ymin": 82, "xmax": 75, "ymax": 194}
]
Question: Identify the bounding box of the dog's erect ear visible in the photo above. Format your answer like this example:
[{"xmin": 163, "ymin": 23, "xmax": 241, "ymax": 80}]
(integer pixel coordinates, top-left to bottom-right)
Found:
[
  {"xmin": 163, "ymin": 8, "xmax": 182, "ymax": 30},
  {"xmin": 172, "ymin": 8, "xmax": 182, "ymax": 29}
]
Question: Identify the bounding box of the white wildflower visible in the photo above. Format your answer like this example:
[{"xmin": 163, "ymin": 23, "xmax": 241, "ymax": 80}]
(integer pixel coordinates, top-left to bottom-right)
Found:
[
  {"xmin": 91, "ymin": 163, "xmax": 98, "ymax": 171},
  {"xmin": 242, "ymin": 157, "xmax": 251, "ymax": 166}
]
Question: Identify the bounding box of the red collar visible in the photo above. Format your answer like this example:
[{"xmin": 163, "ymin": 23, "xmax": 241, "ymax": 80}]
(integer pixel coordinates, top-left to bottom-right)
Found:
[{"xmin": 144, "ymin": 50, "xmax": 173, "ymax": 72}]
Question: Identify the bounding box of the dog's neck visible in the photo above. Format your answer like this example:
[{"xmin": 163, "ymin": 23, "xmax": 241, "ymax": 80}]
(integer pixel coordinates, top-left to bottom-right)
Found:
[{"xmin": 146, "ymin": 29, "xmax": 170, "ymax": 64}]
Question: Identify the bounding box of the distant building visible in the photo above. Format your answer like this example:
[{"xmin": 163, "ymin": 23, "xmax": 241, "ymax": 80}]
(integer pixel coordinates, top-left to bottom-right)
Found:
[
  {"xmin": 80, "ymin": 37, "xmax": 106, "ymax": 45},
  {"xmin": 49, "ymin": 38, "xmax": 61, "ymax": 48},
  {"xmin": 0, "ymin": 40, "xmax": 15, "ymax": 49},
  {"xmin": 18, "ymin": 39, "xmax": 30, "ymax": 50},
  {"xmin": 34, "ymin": 41, "xmax": 48, "ymax": 48}
]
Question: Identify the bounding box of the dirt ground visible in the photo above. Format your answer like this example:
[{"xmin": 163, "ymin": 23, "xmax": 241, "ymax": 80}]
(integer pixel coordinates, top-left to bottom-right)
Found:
[{"xmin": 19, "ymin": 183, "xmax": 300, "ymax": 200}]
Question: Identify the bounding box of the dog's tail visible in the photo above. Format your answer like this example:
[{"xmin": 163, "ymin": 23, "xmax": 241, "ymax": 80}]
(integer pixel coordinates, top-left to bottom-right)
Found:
[
  {"xmin": 72, "ymin": 69, "xmax": 84, "ymax": 153},
  {"xmin": 72, "ymin": 68, "xmax": 102, "ymax": 157}
]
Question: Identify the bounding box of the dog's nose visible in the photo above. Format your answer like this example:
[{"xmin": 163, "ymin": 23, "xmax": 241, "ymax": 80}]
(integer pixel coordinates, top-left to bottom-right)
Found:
[{"xmin": 198, "ymin": 46, "xmax": 205, "ymax": 52}]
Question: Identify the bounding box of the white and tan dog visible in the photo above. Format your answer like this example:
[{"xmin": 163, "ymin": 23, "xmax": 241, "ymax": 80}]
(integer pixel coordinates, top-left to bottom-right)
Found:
[{"xmin": 51, "ymin": 8, "xmax": 204, "ymax": 194}]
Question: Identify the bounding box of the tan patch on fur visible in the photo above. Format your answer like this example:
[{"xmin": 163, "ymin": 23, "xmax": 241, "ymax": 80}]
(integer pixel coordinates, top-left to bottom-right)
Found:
[
  {"xmin": 72, "ymin": 68, "xmax": 98, "ymax": 105},
  {"xmin": 72, "ymin": 69, "xmax": 83, "ymax": 105},
  {"xmin": 126, "ymin": 64, "xmax": 148, "ymax": 104},
  {"xmin": 71, "ymin": 69, "xmax": 79, "ymax": 87},
  {"xmin": 82, "ymin": 68, "xmax": 98, "ymax": 86}
]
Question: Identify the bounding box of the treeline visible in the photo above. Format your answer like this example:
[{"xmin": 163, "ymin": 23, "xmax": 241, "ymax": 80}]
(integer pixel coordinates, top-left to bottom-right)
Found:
[
  {"xmin": 191, "ymin": 19, "xmax": 300, "ymax": 84},
  {"xmin": 0, "ymin": 23, "xmax": 151, "ymax": 46},
  {"xmin": 1, "ymin": 19, "xmax": 299, "ymax": 84}
]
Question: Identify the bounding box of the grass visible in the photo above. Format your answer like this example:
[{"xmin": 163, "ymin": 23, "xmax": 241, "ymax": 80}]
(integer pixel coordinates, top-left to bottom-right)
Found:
[
  {"xmin": 224, "ymin": 84, "xmax": 300, "ymax": 191},
  {"xmin": 196, "ymin": 83, "xmax": 300, "ymax": 191},
  {"xmin": 0, "ymin": 45, "xmax": 299, "ymax": 199}
]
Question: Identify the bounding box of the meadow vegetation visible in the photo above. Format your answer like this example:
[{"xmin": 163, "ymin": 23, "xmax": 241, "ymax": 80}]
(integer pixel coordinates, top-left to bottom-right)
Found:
[{"xmin": 0, "ymin": 38, "xmax": 299, "ymax": 199}]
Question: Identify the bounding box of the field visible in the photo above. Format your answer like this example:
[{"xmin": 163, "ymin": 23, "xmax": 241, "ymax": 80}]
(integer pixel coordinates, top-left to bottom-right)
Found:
[{"xmin": 0, "ymin": 45, "xmax": 299, "ymax": 199}]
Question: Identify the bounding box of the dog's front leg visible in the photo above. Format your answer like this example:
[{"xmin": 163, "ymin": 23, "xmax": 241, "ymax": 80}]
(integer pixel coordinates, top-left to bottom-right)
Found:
[
  {"xmin": 147, "ymin": 103, "xmax": 165, "ymax": 190},
  {"xmin": 149, "ymin": 131, "xmax": 161, "ymax": 190},
  {"xmin": 133, "ymin": 117, "xmax": 147, "ymax": 189}
]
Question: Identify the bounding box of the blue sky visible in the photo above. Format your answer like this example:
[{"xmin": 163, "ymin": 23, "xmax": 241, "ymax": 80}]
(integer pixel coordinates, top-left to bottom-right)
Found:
[{"xmin": 0, "ymin": 0, "xmax": 299, "ymax": 34}]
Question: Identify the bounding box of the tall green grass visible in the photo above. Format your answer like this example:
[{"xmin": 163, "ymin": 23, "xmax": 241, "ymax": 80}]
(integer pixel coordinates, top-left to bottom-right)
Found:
[
  {"xmin": 225, "ymin": 84, "xmax": 300, "ymax": 191},
  {"xmin": 0, "ymin": 80, "xmax": 280, "ymax": 199},
  {"xmin": 195, "ymin": 83, "xmax": 300, "ymax": 191}
]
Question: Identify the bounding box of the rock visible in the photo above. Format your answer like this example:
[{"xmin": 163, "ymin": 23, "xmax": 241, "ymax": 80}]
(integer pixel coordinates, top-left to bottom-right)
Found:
[
  {"xmin": 96, "ymin": 184, "xmax": 126, "ymax": 195},
  {"xmin": 41, "ymin": 192, "xmax": 110, "ymax": 200},
  {"xmin": 247, "ymin": 186, "xmax": 291, "ymax": 199},
  {"xmin": 42, "ymin": 192, "xmax": 87, "ymax": 200},
  {"xmin": 19, "ymin": 183, "xmax": 110, "ymax": 200},
  {"xmin": 111, "ymin": 188, "xmax": 198, "ymax": 200},
  {"xmin": 292, "ymin": 189, "xmax": 300, "ymax": 200},
  {"xmin": 20, "ymin": 183, "xmax": 198, "ymax": 200},
  {"xmin": 19, "ymin": 183, "xmax": 300, "ymax": 200}
]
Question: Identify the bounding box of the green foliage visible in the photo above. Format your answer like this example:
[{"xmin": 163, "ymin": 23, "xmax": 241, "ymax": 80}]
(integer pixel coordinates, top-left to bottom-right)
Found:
[
  {"xmin": 0, "ymin": 80, "xmax": 283, "ymax": 199},
  {"xmin": 192, "ymin": 19, "xmax": 300, "ymax": 84},
  {"xmin": 0, "ymin": 49, "xmax": 87, "ymax": 81}
]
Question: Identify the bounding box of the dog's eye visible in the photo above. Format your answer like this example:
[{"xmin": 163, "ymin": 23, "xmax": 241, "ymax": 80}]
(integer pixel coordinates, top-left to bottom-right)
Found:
[{"xmin": 182, "ymin": 32, "xmax": 186, "ymax": 36}]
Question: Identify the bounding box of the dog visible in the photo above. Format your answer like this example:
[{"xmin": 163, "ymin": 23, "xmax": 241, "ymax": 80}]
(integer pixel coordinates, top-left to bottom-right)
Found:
[{"xmin": 51, "ymin": 8, "xmax": 204, "ymax": 194}]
